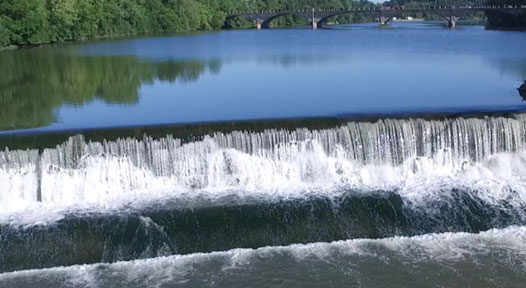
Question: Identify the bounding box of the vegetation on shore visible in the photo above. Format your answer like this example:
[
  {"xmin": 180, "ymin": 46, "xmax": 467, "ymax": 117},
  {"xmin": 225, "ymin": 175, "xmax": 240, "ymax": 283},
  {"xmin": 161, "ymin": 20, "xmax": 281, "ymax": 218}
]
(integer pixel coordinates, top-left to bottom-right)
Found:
[
  {"xmin": 0, "ymin": 0, "xmax": 374, "ymax": 49},
  {"xmin": 0, "ymin": 0, "xmax": 231, "ymax": 48},
  {"xmin": 0, "ymin": 0, "xmax": 525, "ymax": 49}
]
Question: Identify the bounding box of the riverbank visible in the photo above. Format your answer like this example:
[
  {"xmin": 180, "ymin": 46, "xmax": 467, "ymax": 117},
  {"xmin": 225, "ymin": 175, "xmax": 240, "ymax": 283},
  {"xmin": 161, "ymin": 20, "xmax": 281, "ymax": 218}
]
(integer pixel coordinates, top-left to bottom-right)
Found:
[
  {"xmin": 0, "ymin": 20, "xmax": 507, "ymax": 52},
  {"xmin": 0, "ymin": 29, "xmax": 205, "ymax": 52},
  {"xmin": 0, "ymin": 0, "xmax": 232, "ymax": 50},
  {"xmin": 0, "ymin": 45, "xmax": 17, "ymax": 51},
  {"xmin": 3, "ymin": 0, "xmax": 524, "ymax": 51}
]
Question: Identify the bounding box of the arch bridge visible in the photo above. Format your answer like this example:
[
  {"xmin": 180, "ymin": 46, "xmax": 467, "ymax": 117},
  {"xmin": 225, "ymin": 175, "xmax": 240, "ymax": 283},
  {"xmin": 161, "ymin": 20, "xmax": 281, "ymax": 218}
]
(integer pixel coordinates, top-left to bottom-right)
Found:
[{"xmin": 227, "ymin": 5, "xmax": 526, "ymax": 29}]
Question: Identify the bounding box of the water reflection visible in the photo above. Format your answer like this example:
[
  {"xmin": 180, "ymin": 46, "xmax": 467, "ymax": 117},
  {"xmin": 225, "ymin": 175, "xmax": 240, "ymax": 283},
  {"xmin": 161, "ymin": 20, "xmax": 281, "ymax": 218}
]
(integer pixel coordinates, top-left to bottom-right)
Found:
[
  {"xmin": 0, "ymin": 51, "xmax": 221, "ymax": 130},
  {"xmin": 485, "ymin": 57, "xmax": 526, "ymax": 78},
  {"xmin": 484, "ymin": 57, "xmax": 526, "ymax": 101},
  {"xmin": 2, "ymin": 50, "xmax": 526, "ymax": 132},
  {"xmin": 255, "ymin": 55, "xmax": 347, "ymax": 68},
  {"xmin": 2, "ymin": 25, "xmax": 526, "ymax": 133}
]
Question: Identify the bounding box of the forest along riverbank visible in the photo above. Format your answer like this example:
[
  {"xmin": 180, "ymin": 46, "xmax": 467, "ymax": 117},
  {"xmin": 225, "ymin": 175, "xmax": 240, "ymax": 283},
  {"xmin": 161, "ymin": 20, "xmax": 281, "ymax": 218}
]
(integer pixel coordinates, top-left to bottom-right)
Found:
[
  {"xmin": 0, "ymin": 0, "xmax": 375, "ymax": 49},
  {"xmin": 1, "ymin": 0, "xmax": 525, "ymax": 50}
]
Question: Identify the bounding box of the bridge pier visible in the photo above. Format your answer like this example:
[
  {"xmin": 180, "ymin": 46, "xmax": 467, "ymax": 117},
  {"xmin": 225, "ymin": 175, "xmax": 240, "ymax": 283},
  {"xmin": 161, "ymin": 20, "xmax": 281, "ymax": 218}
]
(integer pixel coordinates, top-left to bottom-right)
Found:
[
  {"xmin": 448, "ymin": 17, "xmax": 459, "ymax": 28},
  {"xmin": 310, "ymin": 8, "xmax": 319, "ymax": 30},
  {"xmin": 379, "ymin": 16, "xmax": 388, "ymax": 26},
  {"xmin": 311, "ymin": 18, "xmax": 321, "ymax": 29},
  {"xmin": 256, "ymin": 19, "xmax": 264, "ymax": 30},
  {"xmin": 228, "ymin": 6, "xmax": 526, "ymax": 31}
]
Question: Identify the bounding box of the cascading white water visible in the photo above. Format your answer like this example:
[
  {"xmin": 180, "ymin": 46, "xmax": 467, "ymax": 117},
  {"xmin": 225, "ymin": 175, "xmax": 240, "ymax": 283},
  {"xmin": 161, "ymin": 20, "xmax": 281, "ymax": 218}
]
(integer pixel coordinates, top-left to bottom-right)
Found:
[
  {"xmin": 1, "ymin": 114, "xmax": 526, "ymax": 221},
  {"xmin": 0, "ymin": 149, "xmax": 39, "ymax": 211}
]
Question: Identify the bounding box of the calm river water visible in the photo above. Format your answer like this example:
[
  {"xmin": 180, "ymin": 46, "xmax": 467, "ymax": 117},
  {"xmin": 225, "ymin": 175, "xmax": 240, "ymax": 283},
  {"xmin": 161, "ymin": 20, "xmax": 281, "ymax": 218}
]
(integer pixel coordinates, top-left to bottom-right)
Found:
[{"xmin": 1, "ymin": 22, "xmax": 525, "ymax": 133}]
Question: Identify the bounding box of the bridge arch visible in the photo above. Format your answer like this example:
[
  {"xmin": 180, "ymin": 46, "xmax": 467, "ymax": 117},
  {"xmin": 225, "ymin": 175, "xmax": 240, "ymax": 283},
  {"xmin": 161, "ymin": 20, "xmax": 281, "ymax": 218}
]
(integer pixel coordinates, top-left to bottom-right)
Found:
[
  {"xmin": 224, "ymin": 15, "xmax": 251, "ymax": 29},
  {"xmin": 225, "ymin": 12, "xmax": 311, "ymax": 29},
  {"xmin": 227, "ymin": 6, "xmax": 526, "ymax": 30},
  {"xmin": 260, "ymin": 13, "xmax": 310, "ymax": 29},
  {"xmin": 315, "ymin": 9, "xmax": 475, "ymax": 28},
  {"xmin": 315, "ymin": 11, "xmax": 379, "ymax": 28}
]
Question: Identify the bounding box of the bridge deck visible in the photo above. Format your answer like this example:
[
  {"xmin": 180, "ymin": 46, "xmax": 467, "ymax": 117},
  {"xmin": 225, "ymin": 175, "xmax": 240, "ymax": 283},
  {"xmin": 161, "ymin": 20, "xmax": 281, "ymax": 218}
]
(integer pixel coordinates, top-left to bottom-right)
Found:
[{"xmin": 227, "ymin": 5, "xmax": 525, "ymax": 29}]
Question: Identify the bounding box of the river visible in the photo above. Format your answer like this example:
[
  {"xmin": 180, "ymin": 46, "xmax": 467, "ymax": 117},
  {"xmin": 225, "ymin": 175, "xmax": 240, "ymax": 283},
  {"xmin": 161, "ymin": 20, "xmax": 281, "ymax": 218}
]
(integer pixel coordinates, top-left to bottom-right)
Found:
[
  {"xmin": 1, "ymin": 22, "xmax": 526, "ymax": 133},
  {"xmin": 1, "ymin": 22, "xmax": 526, "ymax": 287}
]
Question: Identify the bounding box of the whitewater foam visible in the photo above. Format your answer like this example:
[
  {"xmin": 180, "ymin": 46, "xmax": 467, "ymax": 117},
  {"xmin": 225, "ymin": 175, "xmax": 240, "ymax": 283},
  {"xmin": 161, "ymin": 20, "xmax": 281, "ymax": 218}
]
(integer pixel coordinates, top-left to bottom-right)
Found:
[{"xmin": 2, "ymin": 114, "xmax": 526, "ymax": 225}]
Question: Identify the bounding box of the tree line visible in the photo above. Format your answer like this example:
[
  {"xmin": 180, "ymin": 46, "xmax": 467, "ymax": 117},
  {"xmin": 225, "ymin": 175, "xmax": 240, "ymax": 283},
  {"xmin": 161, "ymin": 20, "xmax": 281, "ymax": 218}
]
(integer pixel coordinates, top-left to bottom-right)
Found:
[
  {"xmin": 1, "ymin": 0, "xmax": 525, "ymax": 49},
  {"xmin": 0, "ymin": 0, "xmax": 232, "ymax": 48},
  {"xmin": 0, "ymin": 0, "xmax": 373, "ymax": 49}
]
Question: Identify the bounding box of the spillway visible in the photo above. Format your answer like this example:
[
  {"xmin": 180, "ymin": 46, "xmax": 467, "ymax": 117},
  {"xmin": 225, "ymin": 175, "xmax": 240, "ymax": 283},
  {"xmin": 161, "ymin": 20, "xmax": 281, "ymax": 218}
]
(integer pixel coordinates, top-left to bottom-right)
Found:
[{"xmin": 2, "ymin": 114, "xmax": 526, "ymax": 273}]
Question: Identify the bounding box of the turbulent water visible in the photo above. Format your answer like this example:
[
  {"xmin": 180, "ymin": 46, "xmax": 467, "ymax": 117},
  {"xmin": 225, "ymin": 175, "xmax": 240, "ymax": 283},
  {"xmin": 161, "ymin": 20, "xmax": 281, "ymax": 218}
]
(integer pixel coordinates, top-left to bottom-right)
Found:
[
  {"xmin": 2, "ymin": 114, "xmax": 526, "ymax": 285},
  {"xmin": 1, "ymin": 227, "xmax": 526, "ymax": 287}
]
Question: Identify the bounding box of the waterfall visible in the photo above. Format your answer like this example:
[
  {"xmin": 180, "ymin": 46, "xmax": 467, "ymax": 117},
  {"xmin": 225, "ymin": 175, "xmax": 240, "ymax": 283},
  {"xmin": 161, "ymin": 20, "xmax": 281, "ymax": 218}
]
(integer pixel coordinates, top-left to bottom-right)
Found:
[{"xmin": 1, "ymin": 114, "xmax": 526, "ymax": 217}]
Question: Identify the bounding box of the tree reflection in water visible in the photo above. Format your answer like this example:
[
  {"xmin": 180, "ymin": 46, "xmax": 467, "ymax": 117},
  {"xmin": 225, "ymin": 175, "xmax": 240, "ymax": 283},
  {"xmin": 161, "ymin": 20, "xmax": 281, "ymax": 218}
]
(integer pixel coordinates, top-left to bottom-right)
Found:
[{"xmin": 0, "ymin": 50, "xmax": 221, "ymax": 130}]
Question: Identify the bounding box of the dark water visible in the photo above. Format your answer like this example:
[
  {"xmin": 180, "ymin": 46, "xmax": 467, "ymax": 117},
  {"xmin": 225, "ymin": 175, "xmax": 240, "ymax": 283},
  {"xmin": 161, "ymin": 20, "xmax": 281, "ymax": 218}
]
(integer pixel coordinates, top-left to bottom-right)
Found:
[
  {"xmin": 1, "ymin": 22, "xmax": 526, "ymax": 133},
  {"xmin": 2, "ymin": 23, "xmax": 526, "ymax": 287},
  {"xmin": 1, "ymin": 189, "xmax": 524, "ymax": 273},
  {"xmin": 2, "ymin": 226, "xmax": 526, "ymax": 287}
]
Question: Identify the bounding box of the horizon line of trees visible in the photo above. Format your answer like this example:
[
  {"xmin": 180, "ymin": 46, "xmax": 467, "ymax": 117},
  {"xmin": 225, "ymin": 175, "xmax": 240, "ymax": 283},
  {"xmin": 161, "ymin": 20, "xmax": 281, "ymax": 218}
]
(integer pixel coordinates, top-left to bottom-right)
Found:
[
  {"xmin": 0, "ymin": 0, "xmax": 375, "ymax": 49},
  {"xmin": 1, "ymin": 0, "xmax": 525, "ymax": 49},
  {"xmin": 0, "ymin": 0, "xmax": 236, "ymax": 48}
]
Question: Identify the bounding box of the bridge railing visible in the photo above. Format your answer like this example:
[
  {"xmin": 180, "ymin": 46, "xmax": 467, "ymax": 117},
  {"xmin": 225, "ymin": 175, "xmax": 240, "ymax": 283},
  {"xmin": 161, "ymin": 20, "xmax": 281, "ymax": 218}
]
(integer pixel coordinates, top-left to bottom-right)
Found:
[{"xmin": 229, "ymin": 4, "xmax": 524, "ymax": 15}]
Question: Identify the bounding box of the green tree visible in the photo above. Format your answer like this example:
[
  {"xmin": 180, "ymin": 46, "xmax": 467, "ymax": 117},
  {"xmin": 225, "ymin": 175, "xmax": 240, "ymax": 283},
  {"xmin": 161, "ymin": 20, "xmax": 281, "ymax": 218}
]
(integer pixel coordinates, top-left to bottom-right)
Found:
[
  {"xmin": 0, "ymin": 0, "xmax": 51, "ymax": 45},
  {"xmin": 0, "ymin": 0, "xmax": 453, "ymax": 48},
  {"xmin": 46, "ymin": 0, "xmax": 79, "ymax": 41},
  {"xmin": 0, "ymin": 17, "xmax": 11, "ymax": 47},
  {"xmin": 71, "ymin": 0, "xmax": 101, "ymax": 39}
]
